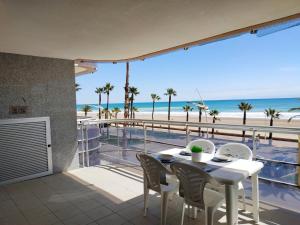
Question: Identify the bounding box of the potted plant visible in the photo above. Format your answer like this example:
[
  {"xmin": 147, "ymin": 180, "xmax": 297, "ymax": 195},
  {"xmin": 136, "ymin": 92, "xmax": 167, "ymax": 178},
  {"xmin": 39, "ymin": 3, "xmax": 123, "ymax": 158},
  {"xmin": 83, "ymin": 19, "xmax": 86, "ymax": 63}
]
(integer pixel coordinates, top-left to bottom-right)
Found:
[{"xmin": 191, "ymin": 145, "xmax": 204, "ymax": 162}]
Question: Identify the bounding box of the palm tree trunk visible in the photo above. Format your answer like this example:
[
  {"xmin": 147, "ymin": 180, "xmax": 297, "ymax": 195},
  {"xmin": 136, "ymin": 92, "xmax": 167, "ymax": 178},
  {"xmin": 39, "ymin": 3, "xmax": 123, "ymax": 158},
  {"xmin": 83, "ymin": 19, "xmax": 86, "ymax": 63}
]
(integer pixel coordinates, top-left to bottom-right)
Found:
[
  {"xmin": 186, "ymin": 111, "xmax": 189, "ymax": 122},
  {"xmin": 242, "ymin": 110, "xmax": 246, "ymax": 137},
  {"xmin": 198, "ymin": 109, "xmax": 202, "ymax": 134},
  {"xmin": 85, "ymin": 111, "xmax": 87, "ymax": 117},
  {"xmin": 106, "ymin": 94, "xmax": 109, "ymax": 119},
  {"xmin": 99, "ymin": 94, "xmax": 102, "ymax": 119},
  {"xmin": 168, "ymin": 96, "xmax": 171, "ymax": 120},
  {"xmin": 130, "ymin": 94, "xmax": 134, "ymax": 119},
  {"xmin": 124, "ymin": 62, "xmax": 130, "ymax": 118},
  {"xmin": 152, "ymin": 101, "xmax": 155, "ymax": 120},
  {"xmin": 212, "ymin": 117, "xmax": 215, "ymax": 134},
  {"xmin": 269, "ymin": 118, "xmax": 273, "ymax": 139},
  {"xmin": 129, "ymin": 101, "xmax": 131, "ymax": 117},
  {"xmin": 168, "ymin": 95, "xmax": 171, "ymax": 129}
]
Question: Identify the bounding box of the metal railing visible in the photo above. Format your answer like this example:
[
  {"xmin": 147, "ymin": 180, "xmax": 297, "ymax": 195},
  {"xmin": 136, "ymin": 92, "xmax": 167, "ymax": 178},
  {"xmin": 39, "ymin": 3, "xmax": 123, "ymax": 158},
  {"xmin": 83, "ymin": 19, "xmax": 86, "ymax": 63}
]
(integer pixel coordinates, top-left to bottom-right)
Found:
[{"xmin": 77, "ymin": 118, "xmax": 300, "ymax": 186}]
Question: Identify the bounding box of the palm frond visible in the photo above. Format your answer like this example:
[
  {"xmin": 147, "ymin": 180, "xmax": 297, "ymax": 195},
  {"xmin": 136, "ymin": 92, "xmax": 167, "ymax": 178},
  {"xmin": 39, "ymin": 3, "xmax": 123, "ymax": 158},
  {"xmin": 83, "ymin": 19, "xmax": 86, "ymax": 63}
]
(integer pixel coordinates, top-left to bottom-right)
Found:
[{"xmin": 288, "ymin": 114, "xmax": 300, "ymax": 122}]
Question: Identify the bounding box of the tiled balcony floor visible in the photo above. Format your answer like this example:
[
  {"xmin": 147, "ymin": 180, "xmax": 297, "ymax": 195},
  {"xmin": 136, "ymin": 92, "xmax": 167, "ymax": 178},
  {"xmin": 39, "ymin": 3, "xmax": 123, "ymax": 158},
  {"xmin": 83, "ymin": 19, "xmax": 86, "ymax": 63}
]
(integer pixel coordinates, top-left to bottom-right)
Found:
[{"xmin": 1, "ymin": 161, "xmax": 300, "ymax": 225}]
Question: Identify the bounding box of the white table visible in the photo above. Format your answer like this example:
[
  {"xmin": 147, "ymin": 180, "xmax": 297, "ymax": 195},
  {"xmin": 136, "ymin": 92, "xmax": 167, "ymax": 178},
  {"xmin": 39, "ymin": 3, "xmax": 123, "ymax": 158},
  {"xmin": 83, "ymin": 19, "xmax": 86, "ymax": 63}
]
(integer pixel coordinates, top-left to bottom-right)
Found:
[{"xmin": 159, "ymin": 148, "xmax": 264, "ymax": 225}]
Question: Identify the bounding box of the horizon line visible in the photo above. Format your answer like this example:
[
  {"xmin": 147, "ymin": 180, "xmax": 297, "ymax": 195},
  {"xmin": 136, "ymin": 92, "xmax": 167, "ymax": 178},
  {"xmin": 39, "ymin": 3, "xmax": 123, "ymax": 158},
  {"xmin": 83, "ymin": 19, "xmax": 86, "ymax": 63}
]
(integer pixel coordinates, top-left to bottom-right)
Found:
[{"xmin": 77, "ymin": 96, "xmax": 300, "ymax": 105}]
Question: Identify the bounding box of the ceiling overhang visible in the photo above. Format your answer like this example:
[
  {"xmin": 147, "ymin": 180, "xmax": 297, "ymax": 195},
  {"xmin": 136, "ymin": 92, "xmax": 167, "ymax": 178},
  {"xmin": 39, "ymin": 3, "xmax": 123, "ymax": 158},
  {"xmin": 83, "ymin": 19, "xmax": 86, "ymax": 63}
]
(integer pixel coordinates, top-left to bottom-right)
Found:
[
  {"xmin": 75, "ymin": 62, "xmax": 97, "ymax": 76},
  {"xmin": 0, "ymin": 0, "xmax": 300, "ymax": 63}
]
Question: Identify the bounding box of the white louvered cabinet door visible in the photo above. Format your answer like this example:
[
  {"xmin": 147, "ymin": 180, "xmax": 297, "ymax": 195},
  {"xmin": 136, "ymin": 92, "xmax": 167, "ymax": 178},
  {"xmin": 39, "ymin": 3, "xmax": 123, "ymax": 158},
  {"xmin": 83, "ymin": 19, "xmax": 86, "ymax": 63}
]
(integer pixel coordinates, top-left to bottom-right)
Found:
[{"xmin": 0, "ymin": 117, "xmax": 53, "ymax": 185}]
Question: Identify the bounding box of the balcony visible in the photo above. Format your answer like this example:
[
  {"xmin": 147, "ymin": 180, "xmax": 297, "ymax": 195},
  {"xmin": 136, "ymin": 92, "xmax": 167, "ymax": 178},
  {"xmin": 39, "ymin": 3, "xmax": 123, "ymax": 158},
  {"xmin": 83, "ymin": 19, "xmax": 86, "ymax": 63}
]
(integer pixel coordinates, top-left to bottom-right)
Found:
[{"xmin": 1, "ymin": 119, "xmax": 300, "ymax": 225}]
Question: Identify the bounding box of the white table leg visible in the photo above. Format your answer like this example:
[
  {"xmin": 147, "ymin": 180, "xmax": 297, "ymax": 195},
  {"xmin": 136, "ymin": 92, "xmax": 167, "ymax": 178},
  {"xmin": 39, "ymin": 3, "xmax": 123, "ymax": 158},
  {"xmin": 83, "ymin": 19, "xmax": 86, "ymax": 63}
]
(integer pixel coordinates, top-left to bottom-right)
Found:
[
  {"xmin": 251, "ymin": 172, "xmax": 260, "ymax": 223},
  {"xmin": 225, "ymin": 184, "xmax": 239, "ymax": 225}
]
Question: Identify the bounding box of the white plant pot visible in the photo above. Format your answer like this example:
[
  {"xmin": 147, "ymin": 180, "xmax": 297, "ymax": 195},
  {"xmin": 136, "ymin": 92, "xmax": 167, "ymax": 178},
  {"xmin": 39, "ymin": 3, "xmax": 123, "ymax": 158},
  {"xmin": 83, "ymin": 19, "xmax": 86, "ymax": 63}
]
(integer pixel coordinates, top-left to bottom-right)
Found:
[{"xmin": 192, "ymin": 152, "xmax": 203, "ymax": 162}]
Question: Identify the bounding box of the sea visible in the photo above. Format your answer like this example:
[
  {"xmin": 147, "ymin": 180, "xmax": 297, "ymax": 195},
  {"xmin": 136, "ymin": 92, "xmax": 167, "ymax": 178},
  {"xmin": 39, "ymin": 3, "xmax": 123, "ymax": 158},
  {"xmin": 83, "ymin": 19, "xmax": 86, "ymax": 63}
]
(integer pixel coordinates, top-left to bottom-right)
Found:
[{"xmin": 77, "ymin": 97, "xmax": 300, "ymax": 119}]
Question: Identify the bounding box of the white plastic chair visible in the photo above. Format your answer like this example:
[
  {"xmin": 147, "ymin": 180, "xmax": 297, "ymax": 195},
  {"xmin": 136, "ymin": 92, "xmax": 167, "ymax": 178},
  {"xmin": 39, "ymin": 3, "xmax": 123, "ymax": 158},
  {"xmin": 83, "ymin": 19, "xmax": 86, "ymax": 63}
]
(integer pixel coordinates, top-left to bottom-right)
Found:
[
  {"xmin": 171, "ymin": 161, "xmax": 225, "ymax": 225},
  {"xmin": 214, "ymin": 143, "xmax": 253, "ymax": 210},
  {"xmin": 136, "ymin": 153, "xmax": 177, "ymax": 225},
  {"xmin": 186, "ymin": 139, "xmax": 216, "ymax": 155},
  {"xmin": 216, "ymin": 143, "xmax": 252, "ymax": 160}
]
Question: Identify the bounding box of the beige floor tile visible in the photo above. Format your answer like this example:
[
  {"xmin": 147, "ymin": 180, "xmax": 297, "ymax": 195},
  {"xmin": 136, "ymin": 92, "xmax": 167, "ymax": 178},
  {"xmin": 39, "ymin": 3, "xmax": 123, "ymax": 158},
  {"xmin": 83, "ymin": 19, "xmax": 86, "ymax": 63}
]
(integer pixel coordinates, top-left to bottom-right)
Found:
[
  {"xmin": 121, "ymin": 222, "xmax": 134, "ymax": 225},
  {"xmin": 21, "ymin": 205, "xmax": 53, "ymax": 219},
  {"xmin": 76, "ymin": 199, "xmax": 103, "ymax": 212},
  {"xmin": 129, "ymin": 214, "xmax": 160, "ymax": 225},
  {"xmin": 51, "ymin": 222, "xmax": 65, "ymax": 225},
  {"xmin": 0, "ymin": 199, "xmax": 21, "ymax": 218},
  {"xmin": 45, "ymin": 200, "xmax": 74, "ymax": 212},
  {"xmin": 0, "ymin": 189, "xmax": 10, "ymax": 202},
  {"xmin": 96, "ymin": 213, "xmax": 128, "ymax": 225},
  {"xmin": 25, "ymin": 211, "xmax": 59, "ymax": 225},
  {"xmin": 53, "ymin": 206, "xmax": 82, "ymax": 220},
  {"xmin": 0, "ymin": 214, "xmax": 29, "ymax": 225},
  {"xmin": 117, "ymin": 205, "xmax": 144, "ymax": 220},
  {"xmin": 87, "ymin": 222, "xmax": 99, "ymax": 225},
  {"xmin": 62, "ymin": 213, "xmax": 93, "ymax": 225},
  {"xmin": 84, "ymin": 205, "xmax": 113, "ymax": 221},
  {"xmin": 105, "ymin": 201, "xmax": 133, "ymax": 212}
]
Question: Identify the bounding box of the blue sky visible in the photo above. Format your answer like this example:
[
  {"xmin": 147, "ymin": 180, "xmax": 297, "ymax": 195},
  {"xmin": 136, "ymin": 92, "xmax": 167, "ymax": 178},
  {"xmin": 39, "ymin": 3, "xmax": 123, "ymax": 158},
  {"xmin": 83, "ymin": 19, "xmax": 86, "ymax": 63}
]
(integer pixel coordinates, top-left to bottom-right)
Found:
[{"xmin": 76, "ymin": 25, "xmax": 300, "ymax": 104}]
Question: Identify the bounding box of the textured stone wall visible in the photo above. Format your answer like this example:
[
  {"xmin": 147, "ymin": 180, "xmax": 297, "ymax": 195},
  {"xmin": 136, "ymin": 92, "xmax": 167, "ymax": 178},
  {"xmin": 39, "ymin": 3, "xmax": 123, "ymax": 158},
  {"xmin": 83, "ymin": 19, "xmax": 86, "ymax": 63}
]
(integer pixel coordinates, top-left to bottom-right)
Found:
[{"xmin": 0, "ymin": 52, "xmax": 77, "ymax": 173}]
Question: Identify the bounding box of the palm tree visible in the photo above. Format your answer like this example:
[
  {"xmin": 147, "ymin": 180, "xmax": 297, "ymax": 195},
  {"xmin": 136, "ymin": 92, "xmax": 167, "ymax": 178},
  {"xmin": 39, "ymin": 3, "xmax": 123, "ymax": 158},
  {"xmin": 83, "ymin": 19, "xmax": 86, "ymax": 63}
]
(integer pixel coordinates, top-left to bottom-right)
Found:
[
  {"xmin": 196, "ymin": 101, "xmax": 207, "ymax": 134},
  {"xmin": 75, "ymin": 83, "xmax": 81, "ymax": 91},
  {"xmin": 102, "ymin": 108, "xmax": 112, "ymax": 119},
  {"xmin": 103, "ymin": 83, "xmax": 114, "ymax": 118},
  {"xmin": 151, "ymin": 94, "xmax": 161, "ymax": 120},
  {"xmin": 164, "ymin": 88, "xmax": 177, "ymax": 122},
  {"xmin": 265, "ymin": 108, "xmax": 280, "ymax": 139},
  {"xmin": 95, "ymin": 87, "xmax": 104, "ymax": 119},
  {"xmin": 112, "ymin": 107, "xmax": 121, "ymax": 119},
  {"xmin": 183, "ymin": 105, "xmax": 193, "ymax": 122},
  {"xmin": 81, "ymin": 105, "xmax": 92, "ymax": 117},
  {"xmin": 129, "ymin": 86, "xmax": 139, "ymax": 119},
  {"xmin": 132, "ymin": 107, "xmax": 139, "ymax": 119},
  {"xmin": 209, "ymin": 109, "xmax": 219, "ymax": 135},
  {"xmin": 124, "ymin": 62, "xmax": 130, "ymax": 119},
  {"xmin": 238, "ymin": 102, "xmax": 253, "ymax": 137}
]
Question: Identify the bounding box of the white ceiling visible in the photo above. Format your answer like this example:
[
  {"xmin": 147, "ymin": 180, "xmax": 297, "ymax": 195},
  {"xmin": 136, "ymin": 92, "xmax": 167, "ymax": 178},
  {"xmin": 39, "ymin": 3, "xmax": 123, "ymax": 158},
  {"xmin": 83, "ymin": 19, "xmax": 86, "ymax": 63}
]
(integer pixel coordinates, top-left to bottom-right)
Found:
[{"xmin": 0, "ymin": 0, "xmax": 300, "ymax": 61}]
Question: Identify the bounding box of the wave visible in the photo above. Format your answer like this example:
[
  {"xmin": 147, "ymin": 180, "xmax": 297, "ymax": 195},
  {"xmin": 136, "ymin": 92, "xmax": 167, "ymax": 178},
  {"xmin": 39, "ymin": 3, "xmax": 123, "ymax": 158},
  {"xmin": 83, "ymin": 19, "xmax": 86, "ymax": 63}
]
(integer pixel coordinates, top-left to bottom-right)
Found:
[{"xmin": 130, "ymin": 112, "xmax": 300, "ymax": 119}]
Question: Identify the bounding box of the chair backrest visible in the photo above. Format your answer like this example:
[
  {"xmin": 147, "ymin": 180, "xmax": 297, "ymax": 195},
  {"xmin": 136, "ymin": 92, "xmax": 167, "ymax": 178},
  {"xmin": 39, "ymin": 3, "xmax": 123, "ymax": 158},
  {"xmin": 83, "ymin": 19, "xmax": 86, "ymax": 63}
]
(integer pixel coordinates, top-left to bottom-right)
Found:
[
  {"xmin": 186, "ymin": 139, "xmax": 215, "ymax": 154},
  {"xmin": 216, "ymin": 143, "xmax": 252, "ymax": 160},
  {"xmin": 136, "ymin": 153, "xmax": 168, "ymax": 193},
  {"xmin": 170, "ymin": 161, "xmax": 216, "ymax": 209}
]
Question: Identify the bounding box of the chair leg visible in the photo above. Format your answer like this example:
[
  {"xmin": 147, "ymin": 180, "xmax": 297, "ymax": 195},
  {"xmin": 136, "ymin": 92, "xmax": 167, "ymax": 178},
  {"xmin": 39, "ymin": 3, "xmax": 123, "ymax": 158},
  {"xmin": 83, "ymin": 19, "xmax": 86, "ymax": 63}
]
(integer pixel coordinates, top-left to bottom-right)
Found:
[
  {"xmin": 241, "ymin": 189, "xmax": 246, "ymax": 211},
  {"xmin": 193, "ymin": 207, "xmax": 197, "ymax": 219},
  {"xmin": 205, "ymin": 206, "xmax": 215, "ymax": 225},
  {"xmin": 181, "ymin": 202, "xmax": 185, "ymax": 225},
  {"xmin": 143, "ymin": 177, "xmax": 149, "ymax": 216},
  {"xmin": 161, "ymin": 192, "xmax": 169, "ymax": 225}
]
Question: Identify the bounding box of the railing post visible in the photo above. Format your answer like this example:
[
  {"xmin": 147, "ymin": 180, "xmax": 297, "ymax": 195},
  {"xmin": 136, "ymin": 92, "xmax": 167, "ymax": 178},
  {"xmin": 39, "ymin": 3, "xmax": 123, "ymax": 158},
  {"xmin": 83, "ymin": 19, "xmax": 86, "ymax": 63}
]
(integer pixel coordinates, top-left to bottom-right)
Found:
[
  {"xmin": 297, "ymin": 134, "xmax": 300, "ymax": 187},
  {"xmin": 99, "ymin": 120, "xmax": 102, "ymax": 134},
  {"xmin": 252, "ymin": 130, "xmax": 257, "ymax": 159},
  {"xmin": 117, "ymin": 122, "xmax": 119, "ymax": 147},
  {"xmin": 144, "ymin": 123, "xmax": 147, "ymax": 154},
  {"xmin": 85, "ymin": 124, "xmax": 89, "ymax": 167},
  {"xmin": 186, "ymin": 125, "xmax": 190, "ymax": 145},
  {"xmin": 80, "ymin": 123, "xmax": 85, "ymax": 167}
]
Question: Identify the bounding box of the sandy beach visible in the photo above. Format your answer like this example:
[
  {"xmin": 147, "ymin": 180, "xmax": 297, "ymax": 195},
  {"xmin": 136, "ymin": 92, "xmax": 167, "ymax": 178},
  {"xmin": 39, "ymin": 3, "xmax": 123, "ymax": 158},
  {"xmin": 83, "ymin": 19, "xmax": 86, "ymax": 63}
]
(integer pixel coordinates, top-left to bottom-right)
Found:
[
  {"xmin": 77, "ymin": 111, "xmax": 300, "ymax": 140},
  {"xmin": 78, "ymin": 111, "xmax": 300, "ymax": 127}
]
